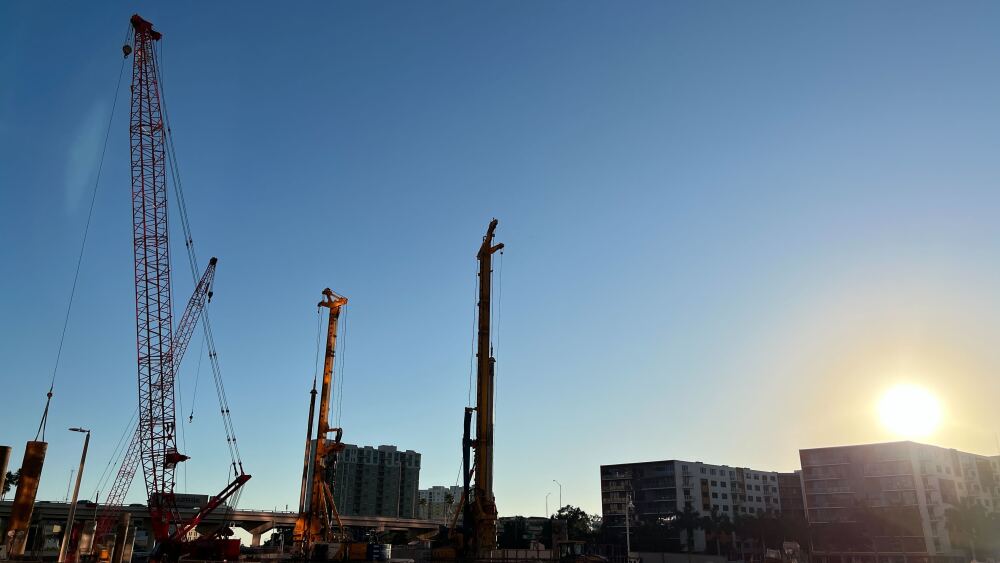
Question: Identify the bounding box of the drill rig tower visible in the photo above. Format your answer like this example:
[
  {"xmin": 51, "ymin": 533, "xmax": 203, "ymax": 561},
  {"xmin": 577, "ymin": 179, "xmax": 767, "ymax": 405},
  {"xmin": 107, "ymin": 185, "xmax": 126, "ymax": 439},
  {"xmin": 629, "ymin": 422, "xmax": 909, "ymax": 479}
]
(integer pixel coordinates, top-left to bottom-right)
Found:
[
  {"xmin": 464, "ymin": 219, "xmax": 503, "ymax": 559},
  {"xmin": 294, "ymin": 289, "xmax": 349, "ymax": 559}
]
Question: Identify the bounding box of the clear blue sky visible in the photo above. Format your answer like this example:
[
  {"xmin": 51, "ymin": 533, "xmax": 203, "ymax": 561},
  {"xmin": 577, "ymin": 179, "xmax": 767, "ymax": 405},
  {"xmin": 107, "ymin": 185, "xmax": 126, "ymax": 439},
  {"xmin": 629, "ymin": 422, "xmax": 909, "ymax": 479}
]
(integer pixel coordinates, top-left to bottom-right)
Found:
[{"xmin": 4, "ymin": 1, "xmax": 1000, "ymax": 519}]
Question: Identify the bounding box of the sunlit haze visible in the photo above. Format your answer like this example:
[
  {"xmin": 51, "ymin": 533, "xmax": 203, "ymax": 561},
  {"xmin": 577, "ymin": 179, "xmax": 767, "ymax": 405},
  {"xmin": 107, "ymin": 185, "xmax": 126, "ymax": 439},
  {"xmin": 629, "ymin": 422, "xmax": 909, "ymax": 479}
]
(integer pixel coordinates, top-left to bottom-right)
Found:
[{"xmin": 878, "ymin": 384, "xmax": 943, "ymax": 439}]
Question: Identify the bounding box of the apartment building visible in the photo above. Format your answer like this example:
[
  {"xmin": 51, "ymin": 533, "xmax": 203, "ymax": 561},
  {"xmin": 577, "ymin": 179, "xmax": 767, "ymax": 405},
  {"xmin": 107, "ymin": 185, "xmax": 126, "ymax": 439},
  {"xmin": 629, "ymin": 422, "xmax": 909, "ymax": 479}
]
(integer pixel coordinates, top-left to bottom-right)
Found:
[
  {"xmin": 600, "ymin": 459, "xmax": 786, "ymax": 552},
  {"xmin": 330, "ymin": 444, "xmax": 421, "ymax": 518},
  {"xmin": 800, "ymin": 441, "xmax": 1000, "ymax": 562},
  {"xmin": 777, "ymin": 471, "xmax": 806, "ymax": 519},
  {"xmin": 417, "ymin": 485, "xmax": 462, "ymax": 523}
]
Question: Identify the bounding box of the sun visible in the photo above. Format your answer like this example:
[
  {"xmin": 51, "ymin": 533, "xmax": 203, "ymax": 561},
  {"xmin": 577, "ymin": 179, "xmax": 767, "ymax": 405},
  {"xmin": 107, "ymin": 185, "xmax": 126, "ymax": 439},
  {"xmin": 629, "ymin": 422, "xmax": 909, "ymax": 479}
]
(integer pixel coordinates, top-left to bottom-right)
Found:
[{"xmin": 878, "ymin": 384, "xmax": 942, "ymax": 439}]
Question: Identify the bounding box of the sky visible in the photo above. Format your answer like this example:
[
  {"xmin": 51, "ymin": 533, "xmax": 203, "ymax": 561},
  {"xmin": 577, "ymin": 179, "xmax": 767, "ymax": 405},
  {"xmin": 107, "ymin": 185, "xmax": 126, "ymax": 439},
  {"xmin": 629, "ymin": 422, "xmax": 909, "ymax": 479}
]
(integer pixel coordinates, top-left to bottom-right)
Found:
[{"xmin": 4, "ymin": 1, "xmax": 1000, "ymax": 521}]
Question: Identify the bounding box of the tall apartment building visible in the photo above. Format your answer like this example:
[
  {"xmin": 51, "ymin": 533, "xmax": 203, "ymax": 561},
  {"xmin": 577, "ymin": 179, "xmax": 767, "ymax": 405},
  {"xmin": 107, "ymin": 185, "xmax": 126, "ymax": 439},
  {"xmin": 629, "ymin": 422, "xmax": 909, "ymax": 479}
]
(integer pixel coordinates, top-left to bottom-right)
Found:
[
  {"xmin": 417, "ymin": 485, "xmax": 463, "ymax": 523},
  {"xmin": 600, "ymin": 459, "xmax": 785, "ymax": 552},
  {"xmin": 777, "ymin": 471, "xmax": 806, "ymax": 519},
  {"xmin": 331, "ymin": 444, "xmax": 421, "ymax": 518},
  {"xmin": 800, "ymin": 441, "xmax": 1000, "ymax": 561}
]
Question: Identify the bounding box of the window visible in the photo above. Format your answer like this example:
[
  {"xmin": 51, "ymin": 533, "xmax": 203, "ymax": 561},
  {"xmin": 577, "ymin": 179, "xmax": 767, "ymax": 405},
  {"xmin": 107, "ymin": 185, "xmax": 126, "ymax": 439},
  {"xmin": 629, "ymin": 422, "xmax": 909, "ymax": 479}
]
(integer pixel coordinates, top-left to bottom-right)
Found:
[
  {"xmin": 711, "ymin": 469, "xmax": 717, "ymax": 476},
  {"xmin": 712, "ymin": 492, "xmax": 718, "ymax": 499},
  {"xmin": 700, "ymin": 468, "xmax": 707, "ymax": 474},
  {"xmin": 722, "ymin": 493, "xmax": 728, "ymax": 499},
  {"xmin": 713, "ymin": 504, "xmax": 719, "ymax": 510},
  {"xmin": 755, "ymin": 485, "xmax": 761, "ymax": 491},
  {"xmin": 723, "ymin": 505, "xmax": 730, "ymax": 511},
  {"xmin": 756, "ymin": 496, "xmax": 762, "ymax": 502},
  {"xmin": 770, "ymin": 476, "xmax": 776, "ymax": 481},
  {"xmin": 721, "ymin": 481, "xmax": 727, "ymax": 487},
  {"xmin": 729, "ymin": 471, "xmax": 735, "ymax": 478},
  {"xmin": 711, "ymin": 481, "xmax": 717, "ymax": 486},
  {"xmin": 772, "ymin": 487, "xmax": 777, "ymax": 493}
]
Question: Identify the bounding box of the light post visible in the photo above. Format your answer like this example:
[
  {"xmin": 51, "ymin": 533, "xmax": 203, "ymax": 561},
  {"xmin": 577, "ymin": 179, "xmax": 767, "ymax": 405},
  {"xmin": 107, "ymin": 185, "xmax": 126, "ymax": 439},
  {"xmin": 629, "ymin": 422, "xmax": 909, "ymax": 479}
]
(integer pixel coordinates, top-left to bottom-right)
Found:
[
  {"xmin": 59, "ymin": 428, "xmax": 90, "ymax": 563},
  {"xmin": 624, "ymin": 493, "xmax": 634, "ymax": 559},
  {"xmin": 552, "ymin": 480, "xmax": 562, "ymax": 510},
  {"xmin": 545, "ymin": 492, "xmax": 552, "ymax": 517}
]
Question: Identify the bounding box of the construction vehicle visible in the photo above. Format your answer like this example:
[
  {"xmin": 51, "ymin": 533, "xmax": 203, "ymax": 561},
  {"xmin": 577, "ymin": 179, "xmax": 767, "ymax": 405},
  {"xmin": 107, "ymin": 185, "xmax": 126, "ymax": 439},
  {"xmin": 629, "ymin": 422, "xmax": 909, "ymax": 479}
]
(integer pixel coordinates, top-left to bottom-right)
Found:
[
  {"xmin": 293, "ymin": 289, "xmax": 350, "ymax": 561},
  {"xmin": 432, "ymin": 219, "xmax": 503, "ymax": 562},
  {"xmin": 92, "ymin": 14, "xmax": 250, "ymax": 563}
]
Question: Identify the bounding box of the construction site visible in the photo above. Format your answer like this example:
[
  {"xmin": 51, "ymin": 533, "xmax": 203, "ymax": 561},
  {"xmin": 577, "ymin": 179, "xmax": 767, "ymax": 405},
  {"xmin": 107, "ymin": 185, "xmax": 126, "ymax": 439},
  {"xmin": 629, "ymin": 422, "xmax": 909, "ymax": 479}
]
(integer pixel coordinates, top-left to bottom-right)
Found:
[{"xmin": 0, "ymin": 12, "xmax": 599, "ymax": 563}]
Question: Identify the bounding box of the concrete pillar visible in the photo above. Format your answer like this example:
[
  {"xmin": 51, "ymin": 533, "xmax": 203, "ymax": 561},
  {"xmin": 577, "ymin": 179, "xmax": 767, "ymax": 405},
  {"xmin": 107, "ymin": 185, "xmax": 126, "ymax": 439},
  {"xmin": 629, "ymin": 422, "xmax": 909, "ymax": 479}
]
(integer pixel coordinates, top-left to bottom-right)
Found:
[
  {"xmin": 120, "ymin": 526, "xmax": 135, "ymax": 563},
  {"xmin": 0, "ymin": 445, "xmax": 11, "ymax": 498},
  {"xmin": 246, "ymin": 521, "xmax": 274, "ymax": 547},
  {"xmin": 110, "ymin": 513, "xmax": 131, "ymax": 563},
  {"xmin": 5, "ymin": 441, "xmax": 47, "ymax": 557},
  {"xmin": 75, "ymin": 520, "xmax": 98, "ymax": 560}
]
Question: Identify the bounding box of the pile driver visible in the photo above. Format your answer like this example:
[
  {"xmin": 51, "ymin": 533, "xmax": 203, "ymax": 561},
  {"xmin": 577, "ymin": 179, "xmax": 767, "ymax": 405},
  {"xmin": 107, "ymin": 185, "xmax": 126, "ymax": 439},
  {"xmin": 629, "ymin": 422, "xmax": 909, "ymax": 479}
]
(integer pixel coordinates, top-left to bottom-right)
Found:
[
  {"xmin": 434, "ymin": 219, "xmax": 504, "ymax": 562},
  {"xmin": 294, "ymin": 289, "xmax": 349, "ymax": 560}
]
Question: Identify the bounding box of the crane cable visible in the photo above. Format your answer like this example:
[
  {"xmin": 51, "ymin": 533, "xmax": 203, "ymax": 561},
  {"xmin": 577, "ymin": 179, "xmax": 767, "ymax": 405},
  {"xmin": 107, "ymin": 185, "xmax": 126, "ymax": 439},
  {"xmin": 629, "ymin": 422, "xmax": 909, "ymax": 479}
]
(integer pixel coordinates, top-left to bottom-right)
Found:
[
  {"xmin": 35, "ymin": 29, "xmax": 130, "ymax": 442},
  {"xmin": 156, "ymin": 39, "xmax": 245, "ymax": 481},
  {"xmin": 335, "ymin": 307, "xmax": 348, "ymax": 428},
  {"xmin": 92, "ymin": 409, "xmax": 139, "ymax": 500}
]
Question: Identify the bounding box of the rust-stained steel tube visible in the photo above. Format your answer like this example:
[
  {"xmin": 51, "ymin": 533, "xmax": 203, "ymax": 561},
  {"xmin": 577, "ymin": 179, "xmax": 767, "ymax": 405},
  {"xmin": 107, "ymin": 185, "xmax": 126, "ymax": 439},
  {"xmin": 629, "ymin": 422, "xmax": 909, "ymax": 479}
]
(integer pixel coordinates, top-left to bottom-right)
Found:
[
  {"xmin": 6, "ymin": 440, "xmax": 47, "ymax": 557},
  {"xmin": 0, "ymin": 445, "xmax": 10, "ymax": 497}
]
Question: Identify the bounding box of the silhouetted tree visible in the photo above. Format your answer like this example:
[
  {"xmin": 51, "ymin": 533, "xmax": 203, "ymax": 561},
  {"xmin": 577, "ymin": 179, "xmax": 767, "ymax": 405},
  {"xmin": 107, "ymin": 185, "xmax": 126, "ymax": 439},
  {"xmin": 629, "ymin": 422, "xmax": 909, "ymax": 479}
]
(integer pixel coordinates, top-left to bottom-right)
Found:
[
  {"xmin": 554, "ymin": 505, "xmax": 601, "ymax": 541},
  {"xmin": 668, "ymin": 504, "xmax": 703, "ymax": 557},
  {"xmin": 946, "ymin": 498, "xmax": 994, "ymax": 561},
  {"xmin": 700, "ymin": 507, "xmax": 730, "ymax": 555},
  {"xmin": 2, "ymin": 470, "xmax": 19, "ymax": 500}
]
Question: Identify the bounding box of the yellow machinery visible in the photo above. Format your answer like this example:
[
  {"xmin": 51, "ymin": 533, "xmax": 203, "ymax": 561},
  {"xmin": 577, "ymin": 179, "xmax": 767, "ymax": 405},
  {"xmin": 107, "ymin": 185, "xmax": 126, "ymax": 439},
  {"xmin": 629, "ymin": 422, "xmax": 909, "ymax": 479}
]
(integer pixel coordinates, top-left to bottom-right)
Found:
[
  {"xmin": 294, "ymin": 289, "xmax": 349, "ymax": 560},
  {"xmin": 433, "ymin": 220, "xmax": 504, "ymax": 562}
]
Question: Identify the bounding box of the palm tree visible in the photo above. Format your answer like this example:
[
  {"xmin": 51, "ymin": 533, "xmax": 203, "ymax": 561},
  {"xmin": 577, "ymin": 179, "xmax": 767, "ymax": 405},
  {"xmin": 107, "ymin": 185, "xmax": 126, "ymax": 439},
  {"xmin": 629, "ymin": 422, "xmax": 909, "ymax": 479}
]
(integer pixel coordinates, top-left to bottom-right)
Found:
[
  {"xmin": 668, "ymin": 504, "xmax": 703, "ymax": 560},
  {"xmin": 444, "ymin": 492, "xmax": 456, "ymax": 522},
  {"xmin": 700, "ymin": 507, "xmax": 729, "ymax": 555},
  {"xmin": 2, "ymin": 470, "xmax": 19, "ymax": 500},
  {"xmin": 946, "ymin": 498, "xmax": 990, "ymax": 561}
]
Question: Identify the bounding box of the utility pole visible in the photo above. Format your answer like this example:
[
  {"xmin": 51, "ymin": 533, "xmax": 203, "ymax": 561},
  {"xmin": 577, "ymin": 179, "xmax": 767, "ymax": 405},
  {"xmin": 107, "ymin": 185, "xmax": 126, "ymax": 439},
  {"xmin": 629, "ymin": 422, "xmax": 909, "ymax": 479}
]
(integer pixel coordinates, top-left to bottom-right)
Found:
[
  {"xmin": 545, "ymin": 492, "xmax": 551, "ymax": 518},
  {"xmin": 553, "ymin": 480, "xmax": 562, "ymax": 510},
  {"xmin": 59, "ymin": 428, "xmax": 90, "ymax": 563},
  {"xmin": 624, "ymin": 493, "xmax": 632, "ymax": 560}
]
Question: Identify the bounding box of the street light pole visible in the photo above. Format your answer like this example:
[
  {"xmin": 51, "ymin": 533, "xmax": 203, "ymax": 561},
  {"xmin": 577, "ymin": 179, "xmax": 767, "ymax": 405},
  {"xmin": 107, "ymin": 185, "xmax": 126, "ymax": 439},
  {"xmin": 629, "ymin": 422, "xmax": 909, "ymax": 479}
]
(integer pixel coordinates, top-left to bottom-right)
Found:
[
  {"xmin": 552, "ymin": 480, "xmax": 562, "ymax": 510},
  {"xmin": 625, "ymin": 493, "xmax": 633, "ymax": 559},
  {"xmin": 59, "ymin": 428, "xmax": 90, "ymax": 563},
  {"xmin": 545, "ymin": 492, "xmax": 551, "ymax": 517}
]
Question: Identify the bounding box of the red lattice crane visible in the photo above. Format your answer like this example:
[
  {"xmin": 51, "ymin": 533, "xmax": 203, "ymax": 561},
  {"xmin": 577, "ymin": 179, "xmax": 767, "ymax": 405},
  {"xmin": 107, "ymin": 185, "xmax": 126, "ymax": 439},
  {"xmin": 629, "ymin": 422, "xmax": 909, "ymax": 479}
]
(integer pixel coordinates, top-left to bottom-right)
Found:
[{"xmin": 94, "ymin": 14, "xmax": 251, "ymax": 562}]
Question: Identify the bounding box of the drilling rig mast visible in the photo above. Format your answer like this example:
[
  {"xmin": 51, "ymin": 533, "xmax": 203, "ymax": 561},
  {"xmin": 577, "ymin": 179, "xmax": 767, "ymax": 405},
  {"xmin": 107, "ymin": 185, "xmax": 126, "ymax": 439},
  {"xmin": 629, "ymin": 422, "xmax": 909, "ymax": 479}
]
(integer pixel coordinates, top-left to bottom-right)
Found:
[
  {"xmin": 465, "ymin": 219, "xmax": 503, "ymax": 559},
  {"xmin": 294, "ymin": 289, "xmax": 349, "ymax": 559}
]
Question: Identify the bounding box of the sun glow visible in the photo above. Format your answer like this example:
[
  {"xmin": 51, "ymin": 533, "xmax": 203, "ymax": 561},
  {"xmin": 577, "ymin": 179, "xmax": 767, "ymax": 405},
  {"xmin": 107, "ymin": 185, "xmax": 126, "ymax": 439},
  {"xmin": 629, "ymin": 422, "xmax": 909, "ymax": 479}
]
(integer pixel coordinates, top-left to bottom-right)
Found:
[{"xmin": 878, "ymin": 384, "xmax": 942, "ymax": 439}]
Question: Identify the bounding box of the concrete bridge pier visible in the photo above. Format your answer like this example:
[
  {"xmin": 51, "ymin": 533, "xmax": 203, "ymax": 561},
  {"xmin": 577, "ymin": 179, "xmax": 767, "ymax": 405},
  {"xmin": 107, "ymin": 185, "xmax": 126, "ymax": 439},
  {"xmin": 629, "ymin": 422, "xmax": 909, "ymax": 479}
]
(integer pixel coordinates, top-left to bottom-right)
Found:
[{"xmin": 242, "ymin": 521, "xmax": 275, "ymax": 547}]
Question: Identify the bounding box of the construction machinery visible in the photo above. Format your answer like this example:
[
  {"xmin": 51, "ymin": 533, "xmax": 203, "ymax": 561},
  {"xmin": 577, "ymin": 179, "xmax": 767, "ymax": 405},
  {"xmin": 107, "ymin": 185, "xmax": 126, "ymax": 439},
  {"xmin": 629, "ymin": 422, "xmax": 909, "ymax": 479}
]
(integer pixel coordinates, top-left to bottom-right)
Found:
[
  {"xmin": 293, "ymin": 289, "xmax": 349, "ymax": 560},
  {"xmin": 91, "ymin": 14, "xmax": 251, "ymax": 563},
  {"xmin": 433, "ymin": 219, "xmax": 503, "ymax": 562}
]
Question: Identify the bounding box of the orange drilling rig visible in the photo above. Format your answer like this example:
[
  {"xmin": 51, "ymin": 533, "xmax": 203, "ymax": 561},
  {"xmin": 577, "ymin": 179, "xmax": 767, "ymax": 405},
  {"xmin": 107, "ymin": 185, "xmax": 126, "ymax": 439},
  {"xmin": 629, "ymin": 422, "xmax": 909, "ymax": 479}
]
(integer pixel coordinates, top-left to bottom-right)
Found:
[{"xmin": 294, "ymin": 289, "xmax": 350, "ymax": 560}]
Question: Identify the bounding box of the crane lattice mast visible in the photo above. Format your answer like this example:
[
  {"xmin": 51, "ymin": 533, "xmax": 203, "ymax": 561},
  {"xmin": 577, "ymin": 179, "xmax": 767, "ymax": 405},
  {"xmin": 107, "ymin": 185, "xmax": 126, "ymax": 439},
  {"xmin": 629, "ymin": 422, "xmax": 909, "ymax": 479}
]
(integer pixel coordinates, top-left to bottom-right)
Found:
[
  {"xmin": 128, "ymin": 14, "xmax": 185, "ymax": 540},
  {"xmin": 95, "ymin": 17, "xmax": 250, "ymax": 561}
]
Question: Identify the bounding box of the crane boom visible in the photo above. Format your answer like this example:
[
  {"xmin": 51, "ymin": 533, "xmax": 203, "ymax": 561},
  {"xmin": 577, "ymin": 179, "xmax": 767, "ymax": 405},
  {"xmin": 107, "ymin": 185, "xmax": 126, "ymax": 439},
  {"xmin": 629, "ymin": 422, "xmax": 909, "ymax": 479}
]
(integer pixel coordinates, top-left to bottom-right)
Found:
[
  {"xmin": 96, "ymin": 258, "xmax": 218, "ymax": 540},
  {"xmin": 122, "ymin": 15, "xmax": 249, "ymax": 560},
  {"xmin": 128, "ymin": 13, "xmax": 181, "ymax": 541}
]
